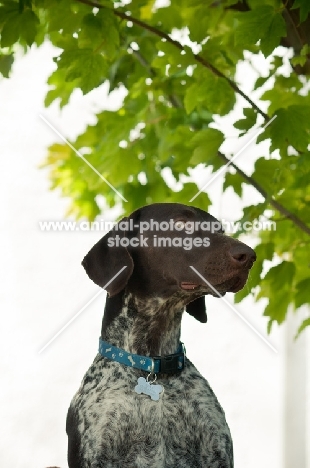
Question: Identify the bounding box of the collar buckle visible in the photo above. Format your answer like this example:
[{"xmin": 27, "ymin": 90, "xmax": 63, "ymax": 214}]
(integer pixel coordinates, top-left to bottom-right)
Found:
[{"xmin": 153, "ymin": 352, "xmax": 185, "ymax": 373}]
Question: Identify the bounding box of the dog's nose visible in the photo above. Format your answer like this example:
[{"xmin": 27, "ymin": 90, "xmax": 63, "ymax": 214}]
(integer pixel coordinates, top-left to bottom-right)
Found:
[{"xmin": 229, "ymin": 243, "xmax": 256, "ymax": 268}]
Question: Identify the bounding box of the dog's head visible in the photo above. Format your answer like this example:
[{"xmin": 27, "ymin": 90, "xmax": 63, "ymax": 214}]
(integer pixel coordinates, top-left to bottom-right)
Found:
[{"xmin": 82, "ymin": 203, "xmax": 256, "ymax": 323}]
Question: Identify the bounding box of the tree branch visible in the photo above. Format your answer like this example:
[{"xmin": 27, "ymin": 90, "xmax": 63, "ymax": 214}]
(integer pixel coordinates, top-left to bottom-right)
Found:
[
  {"xmin": 75, "ymin": 0, "xmax": 269, "ymax": 120},
  {"xmin": 217, "ymin": 152, "xmax": 310, "ymax": 236}
]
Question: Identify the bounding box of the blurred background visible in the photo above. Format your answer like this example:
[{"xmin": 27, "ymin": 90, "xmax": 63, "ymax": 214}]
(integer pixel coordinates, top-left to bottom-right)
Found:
[{"xmin": 0, "ymin": 43, "xmax": 309, "ymax": 468}]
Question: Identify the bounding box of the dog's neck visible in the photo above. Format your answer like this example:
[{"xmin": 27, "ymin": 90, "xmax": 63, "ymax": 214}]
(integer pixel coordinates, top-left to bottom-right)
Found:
[{"xmin": 101, "ymin": 291, "xmax": 186, "ymax": 356}]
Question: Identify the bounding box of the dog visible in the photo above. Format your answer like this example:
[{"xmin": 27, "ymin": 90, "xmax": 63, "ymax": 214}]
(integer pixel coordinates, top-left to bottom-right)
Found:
[{"xmin": 66, "ymin": 203, "xmax": 256, "ymax": 467}]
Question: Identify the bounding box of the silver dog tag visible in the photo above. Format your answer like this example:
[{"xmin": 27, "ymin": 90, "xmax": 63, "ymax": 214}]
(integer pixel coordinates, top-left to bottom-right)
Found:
[{"xmin": 134, "ymin": 376, "xmax": 163, "ymax": 401}]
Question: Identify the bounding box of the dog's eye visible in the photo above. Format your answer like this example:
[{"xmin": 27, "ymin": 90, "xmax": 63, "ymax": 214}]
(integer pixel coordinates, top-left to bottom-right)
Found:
[{"xmin": 174, "ymin": 220, "xmax": 186, "ymax": 230}]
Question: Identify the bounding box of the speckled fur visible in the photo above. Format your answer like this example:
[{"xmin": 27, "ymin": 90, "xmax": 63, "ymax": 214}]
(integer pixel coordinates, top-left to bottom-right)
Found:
[
  {"xmin": 67, "ymin": 203, "xmax": 256, "ymax": 467},
  {"xmin": 67, "ymin": 293, "xmax": 233, "ymax": 468}
]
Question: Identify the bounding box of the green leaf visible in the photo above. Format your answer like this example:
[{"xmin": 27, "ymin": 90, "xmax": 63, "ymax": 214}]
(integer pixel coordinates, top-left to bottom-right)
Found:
[
  {"xmin": 295, "ymin": 318, "xmax": 310, "ymax": 339},
  {"xmin": 234, "ymin": 107, "xmax": 257, "ymax": 133},
  {"xmin": 0, "ymin": 53, "xmax": 14, "ymax": 77},
  {"xmin": 0, "ymin": 1, "xmax": 19, "ymax": 26},
  {"xmin": 251, "ymin": 157, "xmax": 282, "ymax": 193},
  {"xmin": 291, "ymin": 44, "xmax": 310, "ymax": 67},
  {"xmin": 20, "ymin": 9, "xmax": 40, "ymax": 45},
  {"xmin": 291, "ymin": 55, "xmax": 307, "ymax": 67},
  {"xmin": 235, "ymin": 6, "xmax": 274, "ymax": 47},
  {"xmin": 235, "ymin": 6, "xmax": 286, "ymax": 57},
  {"xmin": 294, "ymin": 278, "xmax": 310, "ymax": 308},
  {"xmin": 269, "ymin": 106, "xmax": 310, "ymax": 152},
  {"xmin": 0, "ymin": 5, "xmax": 20, "ymax": 47},
  {"xmin": 292, "ymin": 0, "xmax": 310, "ymax": 23},
  {"xmin": 223, "ymin": 171, "xmax": 244, "ymax": 197},
  {"xmin": 58, "ymin": 48, "xmax": 108, "ymax": 94},
  {"xmin": 236, "ymin": 202, "xmax": 268, "ymax": 237},
  {"xmin": 258, "ymin": 261, "xmax": 295, "ymax": 326},
  {"xmin": 254, "ymin": 75, "xmax": 270, "ymax": 90},
  {"xmin": 187, "ymin": 2, "xmax": 220, "ymax": 43},
  {"xmin": 184, "ymin": 70, "xmax": 235, "ymax": 116},
  {"xmin": 179, "ymin": 183, "xmax": 212, "ymax": 211},
  {"xmin": 235, "ymin": 259, "xmax": 263, "ymax": 303},
  {"xmin": 78, "ymin": 14, "xmax": 104, "ymax": 50},
  {"xmin": 140, "ymin": 0, "xmax": 156, "ymax": 20},
  {"xmin": 263, "ymin": 287, "xmax": 291, "ymax": 325},
  {"xmin": 46, "ymin": 1, "xmax": 85, "ymax": 35},
  {"xmin": 96, "ymin": 8, "xmax": 119, "ymax": 59},
  {"xmin": 255, "ymin": 242, "xmax": 274, "ymax": 263},
  {"xmin": 260, "ymin": 88, "xmax": 303, "ymax": 116},
  {"xmin": 188, "ymin": 128, "xmax": 224, "ymax": 165},
  {"xmin": 0, "ymin": 6, "xmax": 39, "ymax": 47},
  {"xmin": 242, "ymin": 202, "xmax": 268, "ymax": 222},
  {"xmin": 259, "ymin": 261, "xmax": 296, "ymax": 298},
  {"xmin": 45, "ymin": 67, "xmax": 80, "ymax": 107},
  {"xmin": 260, "ymin": 12, "xmax": 286, "ymax": 58}
]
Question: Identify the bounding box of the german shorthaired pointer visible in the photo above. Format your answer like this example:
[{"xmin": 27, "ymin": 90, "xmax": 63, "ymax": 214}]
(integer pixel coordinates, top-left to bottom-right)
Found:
[{"xmin": 67, "ymin": 203, "xmax": 256, "ymax": 468}]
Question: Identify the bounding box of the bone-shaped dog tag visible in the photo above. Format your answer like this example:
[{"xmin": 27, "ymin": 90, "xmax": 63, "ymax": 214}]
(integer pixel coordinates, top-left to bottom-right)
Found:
[{"xmin": 134, "ymin": 377, "xmax": 163, "ymax": 401}]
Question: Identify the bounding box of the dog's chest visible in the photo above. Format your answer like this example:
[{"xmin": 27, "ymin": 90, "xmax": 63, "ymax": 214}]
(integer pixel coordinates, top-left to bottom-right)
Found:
[{"xmin": 71, "ymin": 355, "xmax": 233, "ymax": 468}]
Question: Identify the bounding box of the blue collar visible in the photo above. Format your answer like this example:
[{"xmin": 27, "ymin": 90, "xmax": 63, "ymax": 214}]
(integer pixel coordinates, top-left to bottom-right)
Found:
[{"xmin": 99, "ymin": 338, "xmax": 186, "ymax": 374}]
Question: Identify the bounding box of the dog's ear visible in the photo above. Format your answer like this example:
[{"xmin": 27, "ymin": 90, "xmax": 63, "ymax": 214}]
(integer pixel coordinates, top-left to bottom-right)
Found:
[
  {"xmin": 186, "ymin": 296, "xmax": 207, "ymax": 323},
  {"xmin": 82, "ymin": 218, "xmax": 134, "ymax": 297}
]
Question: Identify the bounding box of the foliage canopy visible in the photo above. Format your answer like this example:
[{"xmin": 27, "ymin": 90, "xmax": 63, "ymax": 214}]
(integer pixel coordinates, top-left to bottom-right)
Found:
[{"xmin": 1, "ymin": 0, "xmax": 310, "ymax": 336}]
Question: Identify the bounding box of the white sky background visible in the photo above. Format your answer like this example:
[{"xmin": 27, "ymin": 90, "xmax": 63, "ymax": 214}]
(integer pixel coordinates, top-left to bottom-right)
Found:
[{"xmin": 0, "ymin": 40, "xmax": 306, "ymax": 468}]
